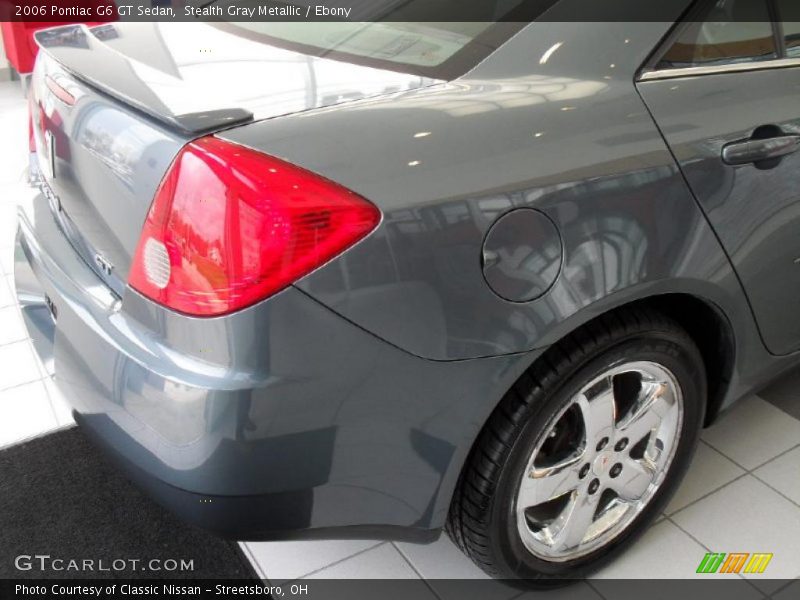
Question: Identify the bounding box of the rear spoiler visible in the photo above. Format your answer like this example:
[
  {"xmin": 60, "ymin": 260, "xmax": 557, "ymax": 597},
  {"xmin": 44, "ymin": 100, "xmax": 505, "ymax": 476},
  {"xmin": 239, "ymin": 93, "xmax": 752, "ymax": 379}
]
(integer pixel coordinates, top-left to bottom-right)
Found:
[{"xmin": 33, "ymin": 24, "xmax": 253, "ymax": 135}]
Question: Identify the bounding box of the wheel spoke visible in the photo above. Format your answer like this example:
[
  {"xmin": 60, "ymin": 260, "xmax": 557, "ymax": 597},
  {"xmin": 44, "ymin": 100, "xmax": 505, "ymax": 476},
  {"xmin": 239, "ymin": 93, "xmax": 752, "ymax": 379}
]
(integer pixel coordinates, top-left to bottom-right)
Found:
[
  {"xmin": 616, "ymin": 380, "xmax": 670, "ymax": 445},
  {"xmin": 549, "ymin": 490, "xmax": 601, "ymax": 553},
  {"xmin": 518, "ymin": 451, "xmax": 585, "ymax": 508},
  {"xmin": 576, "ymin": 377, "xmax": 616, "ymax": 443},
  {"xmin": 610, "ymin": 457, "xmax": 656, "ymax": 501}
]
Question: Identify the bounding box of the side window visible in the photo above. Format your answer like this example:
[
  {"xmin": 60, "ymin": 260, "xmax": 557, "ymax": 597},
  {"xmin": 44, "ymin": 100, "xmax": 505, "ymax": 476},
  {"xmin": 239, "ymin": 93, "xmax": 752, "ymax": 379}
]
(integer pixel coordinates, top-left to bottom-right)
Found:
[
  {"xmin": 776, "ymin": 0, "xmax": 800, "ymax": 57},
  {"xmin": 783, "ymin": 21, "xmax": 800, "ymax": 57},
  {"xmin": 657, "ymin": 0, "xmax": 776, "ymax": 70}
]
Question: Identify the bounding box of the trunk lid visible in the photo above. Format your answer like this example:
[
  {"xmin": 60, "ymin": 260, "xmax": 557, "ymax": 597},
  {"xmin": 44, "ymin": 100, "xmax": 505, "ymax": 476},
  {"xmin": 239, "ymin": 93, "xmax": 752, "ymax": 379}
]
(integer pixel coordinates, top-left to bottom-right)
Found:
[{"xmin": 30, "ymin": 22, "xmax": 436, "ymax": 290}]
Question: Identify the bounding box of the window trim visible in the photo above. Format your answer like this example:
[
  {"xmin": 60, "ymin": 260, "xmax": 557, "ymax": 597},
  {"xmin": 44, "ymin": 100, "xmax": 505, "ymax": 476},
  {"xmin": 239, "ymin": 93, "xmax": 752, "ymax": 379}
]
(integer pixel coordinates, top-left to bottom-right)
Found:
[
  {"xmin": 639, "ymin": 56, "xmax": 800, "ymax": 81},
  {"xmin": 637, "ymin": 0, "xmax": 796, "ymax": 82}
]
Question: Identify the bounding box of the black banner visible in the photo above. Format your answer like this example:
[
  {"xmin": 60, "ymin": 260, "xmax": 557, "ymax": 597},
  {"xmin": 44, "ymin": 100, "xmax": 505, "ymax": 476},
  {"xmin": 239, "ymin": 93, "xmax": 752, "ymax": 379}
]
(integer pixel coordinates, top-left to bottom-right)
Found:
[
  {"xmin": 2, "ymin": 579, "xmax": 798, "ymax": 600},
  {"xmin": 0, "ymin": 0, "xmax": 705, "ymax": 23}
]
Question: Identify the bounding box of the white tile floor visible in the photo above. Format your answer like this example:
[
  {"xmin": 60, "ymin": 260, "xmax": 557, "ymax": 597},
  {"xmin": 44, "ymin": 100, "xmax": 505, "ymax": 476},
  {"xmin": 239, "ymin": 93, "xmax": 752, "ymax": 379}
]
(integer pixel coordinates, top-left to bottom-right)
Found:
[{"xmin": 1, "ymin": 80, "xmax": 799, "ymax": 594}]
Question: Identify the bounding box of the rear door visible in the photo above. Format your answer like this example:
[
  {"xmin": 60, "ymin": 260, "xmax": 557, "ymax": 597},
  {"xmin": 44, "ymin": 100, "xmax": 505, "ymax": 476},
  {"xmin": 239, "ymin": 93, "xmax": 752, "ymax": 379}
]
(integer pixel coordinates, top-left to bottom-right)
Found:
[{"xmin": 637, "ymin": 0, "xmax": 800, "ymax": 355}]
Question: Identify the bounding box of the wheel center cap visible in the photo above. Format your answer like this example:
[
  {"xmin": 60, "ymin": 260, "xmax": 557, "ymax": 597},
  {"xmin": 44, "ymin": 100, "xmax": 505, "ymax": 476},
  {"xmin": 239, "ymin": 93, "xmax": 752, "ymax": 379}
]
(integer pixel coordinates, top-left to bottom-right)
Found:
[{"xmin": 592, "ymin": 451, "xmax": 615, "ymax": 476}]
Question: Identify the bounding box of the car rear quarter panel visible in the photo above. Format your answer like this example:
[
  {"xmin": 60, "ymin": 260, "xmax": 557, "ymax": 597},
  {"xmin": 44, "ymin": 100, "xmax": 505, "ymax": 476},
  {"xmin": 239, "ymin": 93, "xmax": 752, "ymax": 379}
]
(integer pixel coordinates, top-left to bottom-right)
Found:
[
  {"xmin": 221, "ymin": 23, "xmax": 737, "ymax": 344},
  {"xmin": 222, "ymin": 15, "xmax": 788, "ymax": 412}
]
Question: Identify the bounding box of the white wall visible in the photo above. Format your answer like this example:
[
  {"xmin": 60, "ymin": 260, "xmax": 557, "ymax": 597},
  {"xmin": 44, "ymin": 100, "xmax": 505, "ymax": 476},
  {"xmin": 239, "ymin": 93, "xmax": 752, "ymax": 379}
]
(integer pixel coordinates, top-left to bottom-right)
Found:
[{"xmin": 0, "ymin": 27, "xmax": 9, "ymax": 70}]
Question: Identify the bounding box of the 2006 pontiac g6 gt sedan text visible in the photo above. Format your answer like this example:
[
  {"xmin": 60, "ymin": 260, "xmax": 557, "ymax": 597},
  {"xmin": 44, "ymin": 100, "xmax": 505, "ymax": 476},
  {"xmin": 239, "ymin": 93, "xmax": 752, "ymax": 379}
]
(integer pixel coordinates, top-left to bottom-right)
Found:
[{"xmin": 14, "ymin": 0, "xmax": 800, "ymax": 584}]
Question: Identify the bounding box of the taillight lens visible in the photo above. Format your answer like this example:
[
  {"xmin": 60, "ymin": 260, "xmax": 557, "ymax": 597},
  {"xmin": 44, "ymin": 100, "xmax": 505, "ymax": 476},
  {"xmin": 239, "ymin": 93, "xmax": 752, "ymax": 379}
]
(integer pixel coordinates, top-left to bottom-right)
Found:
[{"xmin": 128, "ymin": 136, "xmax": 380, "ymax": 316}]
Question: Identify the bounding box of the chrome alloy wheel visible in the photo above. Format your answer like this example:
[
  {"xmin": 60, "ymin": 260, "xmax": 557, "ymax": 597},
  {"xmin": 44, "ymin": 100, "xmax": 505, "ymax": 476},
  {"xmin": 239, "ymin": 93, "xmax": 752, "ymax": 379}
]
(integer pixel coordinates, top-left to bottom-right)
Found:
[{"xmin": 515, "ymin": 361, "xmax": 683, "ymax": 561}]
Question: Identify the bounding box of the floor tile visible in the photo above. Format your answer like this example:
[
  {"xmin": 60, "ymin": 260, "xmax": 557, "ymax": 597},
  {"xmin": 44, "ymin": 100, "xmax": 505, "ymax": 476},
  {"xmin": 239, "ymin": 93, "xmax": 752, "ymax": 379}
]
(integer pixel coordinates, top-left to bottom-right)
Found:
[
  {"xmin": 0, "ymin": 203, "xmax": 18, "ymax": 259},
  {"xmin": 43, "ymin": 378, "xmax": 75, "ymax": 427},
  {"xmin": 0, "ymin": 379, "xmax": 58, "ymax": 449},
  {"xmin": 395, "ymin": 537, "xmax": 519, "ymax": 600},
  {"xmin": 701, "ymin": 395, "xmax": 800, "ymax": 470},
  {"xmin": 759, "ymin": 366, "xmax": 800, "ymax": 421},
  {"xmin": 237, "ymin": 543, "xmax": 267, "ymax": 580},
  {"xmin": 303, "ymin": 559, "xmax": 439, "ymax": 600},
  {"xmin": 395, "ymin": 535, "xmax": 491, "ymax": 580},
  {"xmin": 0, "ymin": 241, "xmax": 15, "ymax": 276},
  {"xmin": 0, "ymin": 304, "xmax": 27, "ymax": 345},
  {"xmin": 0, "ymin": 275, "xmax": 13, "ymax": 308},
  {"xmin": 590, "ymin": 520, "xmax": 708, "ymax": 579},
  {"xmin": 303, "ymin": 543, "xmax": 421, "ymax": 580},
  {"xmin": 672, "ymin": 476, "xmax": 800, "ymax": 586},
  {"xmin": 0, "ymin": 340, "xmax": 41, "ymax": 390},
  {"xmin": 244, "ymin": 539, "xmax": 381, "ymax": 584},
  {"xmin": 666, "ymin": 441, "xmax": 745, "ymax": 515},
  {"xmin": 752, "ymin": 446, "xmax": 800, "ymax": 506}
]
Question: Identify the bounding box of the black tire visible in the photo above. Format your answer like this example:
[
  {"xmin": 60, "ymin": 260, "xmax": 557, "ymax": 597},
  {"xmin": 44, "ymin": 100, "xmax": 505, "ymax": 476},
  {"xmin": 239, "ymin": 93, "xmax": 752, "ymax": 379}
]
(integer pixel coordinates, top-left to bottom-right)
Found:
[{"xmin": 446, "ymin": 307, "xmax": 706, "ymax": 584}]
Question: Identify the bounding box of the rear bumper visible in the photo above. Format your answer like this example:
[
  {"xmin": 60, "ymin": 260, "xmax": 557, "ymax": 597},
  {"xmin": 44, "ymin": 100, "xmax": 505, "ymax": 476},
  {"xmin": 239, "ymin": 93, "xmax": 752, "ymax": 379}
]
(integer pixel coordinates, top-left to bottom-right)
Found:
[{"xmin": 14, "ymin": 187, "xmax": 532, "ymax": 540}]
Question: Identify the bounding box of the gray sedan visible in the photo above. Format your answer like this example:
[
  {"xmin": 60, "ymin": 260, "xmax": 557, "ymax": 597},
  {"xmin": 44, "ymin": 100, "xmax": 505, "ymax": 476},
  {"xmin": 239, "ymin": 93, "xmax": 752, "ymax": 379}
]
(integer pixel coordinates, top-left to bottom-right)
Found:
[{"xmin": 14, "ymin": 0, "xmax": 800, "ymax": 583}]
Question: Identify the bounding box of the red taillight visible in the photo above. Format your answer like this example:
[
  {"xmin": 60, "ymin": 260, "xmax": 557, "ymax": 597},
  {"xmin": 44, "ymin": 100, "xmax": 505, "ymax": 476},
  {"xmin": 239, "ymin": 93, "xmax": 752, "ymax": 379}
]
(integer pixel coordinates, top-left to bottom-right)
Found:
[{"xmin": 128, "ymin": 136, "xmax": 380, "ymax": 316}]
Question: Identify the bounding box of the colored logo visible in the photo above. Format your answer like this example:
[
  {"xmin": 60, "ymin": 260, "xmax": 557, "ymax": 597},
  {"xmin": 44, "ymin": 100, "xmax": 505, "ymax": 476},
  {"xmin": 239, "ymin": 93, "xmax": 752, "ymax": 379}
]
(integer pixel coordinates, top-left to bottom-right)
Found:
[{"xmin": 696, "ymin": 552, "xmax": 773, "ymax": 574}]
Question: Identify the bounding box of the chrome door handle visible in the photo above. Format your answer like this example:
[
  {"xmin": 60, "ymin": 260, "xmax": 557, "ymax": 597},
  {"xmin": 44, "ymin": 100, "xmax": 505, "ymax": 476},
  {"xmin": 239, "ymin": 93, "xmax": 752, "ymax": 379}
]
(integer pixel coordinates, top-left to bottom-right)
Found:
[{"xmin": 722, "ymin": 134, "xmax": 800, "ymax": 167}]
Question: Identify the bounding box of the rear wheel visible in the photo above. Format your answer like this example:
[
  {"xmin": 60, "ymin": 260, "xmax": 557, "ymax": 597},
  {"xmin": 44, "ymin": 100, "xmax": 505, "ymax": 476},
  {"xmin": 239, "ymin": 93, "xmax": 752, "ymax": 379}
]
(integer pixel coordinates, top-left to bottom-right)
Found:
[{"xmin": 447, "ymin": 308, "xmax": 706, "ymax": 583}]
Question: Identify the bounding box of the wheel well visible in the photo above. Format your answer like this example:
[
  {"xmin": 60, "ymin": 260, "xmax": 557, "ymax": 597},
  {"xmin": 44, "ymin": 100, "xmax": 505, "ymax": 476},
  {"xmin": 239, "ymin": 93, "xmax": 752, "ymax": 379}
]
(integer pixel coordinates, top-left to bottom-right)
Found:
[
  {"xmin": 444, "ymin": 294, "xmax": 734, "ymax": 537},
  {"xmin": 639, "ymin": 295, "xmax": 734, "ymax": 425},
  {"xmin": 568, "ymin": 294, "xmax": 735, "ymax": 426}
]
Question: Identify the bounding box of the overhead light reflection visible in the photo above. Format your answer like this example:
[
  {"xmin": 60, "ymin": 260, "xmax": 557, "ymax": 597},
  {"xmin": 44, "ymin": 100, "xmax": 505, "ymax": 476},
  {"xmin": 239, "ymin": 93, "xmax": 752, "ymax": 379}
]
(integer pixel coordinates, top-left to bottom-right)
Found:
[{"xmin": 539, "ymin": 42, "xmax": 564, "ymax": 65}]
